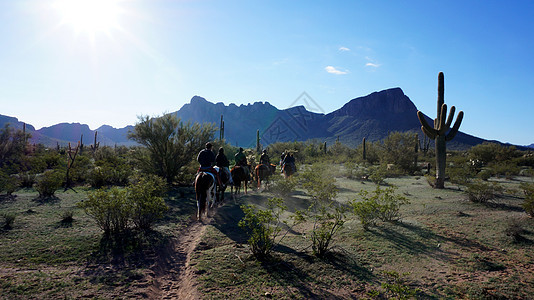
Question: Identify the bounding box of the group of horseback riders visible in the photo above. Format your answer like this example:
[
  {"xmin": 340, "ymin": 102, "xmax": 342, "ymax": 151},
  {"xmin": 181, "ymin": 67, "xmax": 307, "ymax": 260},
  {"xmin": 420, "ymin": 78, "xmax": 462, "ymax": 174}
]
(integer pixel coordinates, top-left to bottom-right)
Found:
[{"xmin": 196, "ymin": 142, "xmax": 297, "ymax": 190}]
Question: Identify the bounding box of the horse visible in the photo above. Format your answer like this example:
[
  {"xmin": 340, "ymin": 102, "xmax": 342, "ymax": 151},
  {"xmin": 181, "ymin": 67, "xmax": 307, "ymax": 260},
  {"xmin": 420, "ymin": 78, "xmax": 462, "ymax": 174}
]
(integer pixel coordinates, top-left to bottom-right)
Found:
[
  {"xmin": 214, "ymin": 166, "xmax": 230, "ymax": 203},
  {"xmin": 194, "ymin": 172, "xmax": 215, "ymax": 221},
  {"xmin": 255, "ymin": 163, "xmax": 276, "ymax": 188},
  {"xmin": 282, "ymin": 163, "xmax": 295, "ymax": 178},
  {"xmin": 231, "ymin": 165, "xmax": 249, "ymax": 195}
]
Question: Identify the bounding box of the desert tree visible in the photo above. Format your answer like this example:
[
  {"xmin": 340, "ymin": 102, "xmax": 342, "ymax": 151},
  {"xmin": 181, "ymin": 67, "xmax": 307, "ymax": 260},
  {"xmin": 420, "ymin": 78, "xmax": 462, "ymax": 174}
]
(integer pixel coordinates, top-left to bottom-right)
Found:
[{"xmin": 128, "ymin": 113, "xmax": 216, "ymax": 183}]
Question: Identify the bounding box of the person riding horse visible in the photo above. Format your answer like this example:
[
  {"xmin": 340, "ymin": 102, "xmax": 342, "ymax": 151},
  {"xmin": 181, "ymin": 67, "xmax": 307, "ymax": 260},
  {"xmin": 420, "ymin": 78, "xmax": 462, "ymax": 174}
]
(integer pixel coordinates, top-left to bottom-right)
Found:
[
  {"xmin": 282, "ymin": 152, "xmax": 296, "ymax": 174},
  {"xmin": 197, "ymin": 142, "xmax": 221, "ymax": 186},
  {"xmin": 259, "ymin": 149, "xmax": 272, "ymax": 174},
  {"xmin": 215, "ymin": 147, "xmax": 233, "ymax": 185},
  {"xmin": 234, "ymin": 147, "xmax": 250, "ymax": 178}
]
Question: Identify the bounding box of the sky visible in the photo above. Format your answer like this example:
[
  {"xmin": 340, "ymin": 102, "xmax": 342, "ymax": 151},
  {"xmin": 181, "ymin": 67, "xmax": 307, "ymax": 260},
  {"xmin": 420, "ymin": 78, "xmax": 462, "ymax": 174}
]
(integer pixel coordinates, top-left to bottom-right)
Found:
[{"xmin": 1, "ymin": 0, "xmax": 533, "ymax": 145}]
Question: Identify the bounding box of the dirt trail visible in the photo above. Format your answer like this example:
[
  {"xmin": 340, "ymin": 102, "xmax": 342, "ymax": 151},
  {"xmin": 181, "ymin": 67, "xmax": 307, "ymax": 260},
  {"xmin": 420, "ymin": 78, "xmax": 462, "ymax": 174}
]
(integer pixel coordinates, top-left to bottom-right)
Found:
[{"xmin": 150, "ymin": 214, "xmax": 213, "ymax": 300}]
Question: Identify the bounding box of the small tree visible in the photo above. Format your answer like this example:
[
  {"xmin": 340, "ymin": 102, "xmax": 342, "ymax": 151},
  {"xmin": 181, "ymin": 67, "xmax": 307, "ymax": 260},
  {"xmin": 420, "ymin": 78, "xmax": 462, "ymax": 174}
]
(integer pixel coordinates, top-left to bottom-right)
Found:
[{"xmin": 128, "ymin": 114, "xmax": 216, "ymax": 184}]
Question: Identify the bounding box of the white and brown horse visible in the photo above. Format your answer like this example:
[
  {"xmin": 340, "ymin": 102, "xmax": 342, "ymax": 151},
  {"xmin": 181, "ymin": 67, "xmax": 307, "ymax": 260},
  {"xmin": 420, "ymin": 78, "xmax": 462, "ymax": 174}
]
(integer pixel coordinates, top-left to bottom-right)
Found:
[{"xmin": 195, "ymin": 172, "xmax": 215, "ymax": 221}]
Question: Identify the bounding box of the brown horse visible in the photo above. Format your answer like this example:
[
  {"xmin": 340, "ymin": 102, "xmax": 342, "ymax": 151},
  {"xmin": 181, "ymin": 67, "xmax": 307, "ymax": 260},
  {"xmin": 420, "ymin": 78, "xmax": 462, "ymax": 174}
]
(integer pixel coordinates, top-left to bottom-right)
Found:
[
  {"xmin": 282, "ymin": 163, "xmax": 295, "ymax": 178},
  {"xmin": 255, "ymin": 163, "xmax": 276, "ymax": 188},
  {"xmin": 195, "ymin": 172, "xmax": 215, "ymax": 221},
  {"xmin": 231, "ymin": 165, "xmax": 249, "ymax": 195}
]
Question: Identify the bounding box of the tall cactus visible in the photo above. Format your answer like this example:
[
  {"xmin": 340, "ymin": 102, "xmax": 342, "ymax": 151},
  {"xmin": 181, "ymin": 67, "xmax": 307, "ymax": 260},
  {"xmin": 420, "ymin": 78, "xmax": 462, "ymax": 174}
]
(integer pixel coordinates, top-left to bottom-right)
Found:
[
  {"xmin": 417, "ymin": 72, "xmax": 464, "ymax": 189},
  {"xmin": 362, "ymin": 137, "xmax": 366, "ymax": 161},
  {"xmin": 219, "ymin": 115, "xmax": 225, "ymax": 140},
  {"xmin": 256, "ymin": 129, "xmax": 261, "ymax": 153}
]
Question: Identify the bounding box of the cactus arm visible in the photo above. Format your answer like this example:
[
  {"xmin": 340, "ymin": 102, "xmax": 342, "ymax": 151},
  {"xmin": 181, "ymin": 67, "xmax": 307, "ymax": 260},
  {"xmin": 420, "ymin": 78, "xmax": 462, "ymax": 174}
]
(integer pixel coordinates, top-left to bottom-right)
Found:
[
  {"xmin": 445, "ymin": 111, "xmax": 464, "ymax": 141},
  {"xmin": 445, "ymin": 106, "xmax": 456, "ymax": 128},
  {"xmin": 437, "ymin": 104, "xmax": 448, "ymax": 135},
  {"xmin": 421, "ymin": 125, "xmax": 437, "ymax": 140},
  {"xmin": 417, "ymin": 111, "xmax": 437, "ymax": 137}
]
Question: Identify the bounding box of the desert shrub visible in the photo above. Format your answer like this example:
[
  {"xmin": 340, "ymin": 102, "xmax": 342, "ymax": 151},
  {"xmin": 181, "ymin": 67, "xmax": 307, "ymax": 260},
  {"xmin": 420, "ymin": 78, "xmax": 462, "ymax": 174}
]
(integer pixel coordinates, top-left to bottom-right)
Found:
[
  {"xmin": 380, "ymin": 270, "xmax": 420, "ymax": 299},
  {"xmin": 448, "ymin": 155, "xmax": 476, "ymax": 188},
  {"xmin": 520, "ymin": 182, "xmax": 534, "ymax": 217},
  {"xmin": 369, "ymin": 166, "xmax": 386, "ymax": 185},
  {"xmin": 128, "ymin": 174, "xmax": 168, "ymax": 230},
  {"xmin": 79, "ymin": 187, "xmax": 130, "ymax": 236},
  {"xmin": 269, "ymin": 175, "xmax": 297, "ymax": 197},
  {"xmin": 300, "ymin": 165, "xmax": 344, "ymax": 257},
  {"xmin": 61, "ymin": 210, "xmax": 74, "ymax": 223},
  {"xmin": 351, "ymin": 196, "xmax": 380, "ymax": 229},
  {"xmin": 88, "ymin": 164, "xmax": 131, "ymax": 188},
  {"xmin": 505, "ymin": 219, "xmax": 527, "ymax": 243},
  {"xmin": 238, "ymin": 198, "xmax": 289, "ymax": 259},
  {"xmin": 35, "ymin": 170, "xmax": 63, "ymax": 197},
  {"xmin": 465, "ymin": 180, "xmax": 503, "ymax": 203},
  {"xmin": 2, "ymin": 213, "xmax": 16, "ymax": 229},
  {"xmin": 18, "ymin": 171, "xmax": 36, "ymax": 188},
  {"xmin": 68, "ymin": 154, "xmax": 93, "ymax": 184},
  {"xmin": 477, "ymin": 169, "xmax": 492, "ymax": 181},
  {"xmin": 0, "ymin": 171, "xmax": 19, "ymax": 195},
  {"xmin": 350, "ymin": 186, "xmax": 409, "ymax": 229}
]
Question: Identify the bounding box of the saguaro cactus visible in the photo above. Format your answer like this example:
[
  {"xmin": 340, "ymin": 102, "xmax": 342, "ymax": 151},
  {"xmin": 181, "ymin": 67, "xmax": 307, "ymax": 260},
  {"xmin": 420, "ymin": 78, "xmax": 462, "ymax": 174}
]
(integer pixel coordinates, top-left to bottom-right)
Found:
[
  {"xmin": 219, "ymin": 115, "xmax": 225, "ymax": 140},
  {"xmin": 256, "ymin": 129, "xmax": 261, "ymax": 153},
  {"xmin": 417, "ymin": 72, "xmax": 464, "ymax": 189},
  {"xmin": 362, "ymin": 137, "xmax": 366, "ymax": 161}
]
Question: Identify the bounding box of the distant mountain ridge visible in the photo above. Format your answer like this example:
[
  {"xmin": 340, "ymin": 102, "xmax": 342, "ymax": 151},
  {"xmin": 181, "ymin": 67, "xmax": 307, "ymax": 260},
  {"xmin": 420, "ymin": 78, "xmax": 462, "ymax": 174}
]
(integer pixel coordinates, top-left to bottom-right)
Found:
[{"xmin": 0, "ymin": 88, "xmax": 522, "ymax": 149}]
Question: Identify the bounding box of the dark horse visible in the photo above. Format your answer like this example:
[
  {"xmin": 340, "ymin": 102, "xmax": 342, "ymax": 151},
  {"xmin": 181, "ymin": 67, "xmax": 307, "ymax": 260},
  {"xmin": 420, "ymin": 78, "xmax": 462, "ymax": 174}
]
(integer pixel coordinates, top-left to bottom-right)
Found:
[
  {"xmin": 282, "ymin": 163, "xmax": 295, "ymax": 178},
  {"xmin": 195, "ymin": 172, "xmax": 215, "ymax": 221},
  {"xmin": 231, "ymin": 165, "xmax": 249, "ymax": 195},
  {"xmin": 255, "ymin": 163, "xmax": 276, "ymax": 188},
  {"xmin": 214, "ymin": 166, "xmax": 230, "ymax": 203}
]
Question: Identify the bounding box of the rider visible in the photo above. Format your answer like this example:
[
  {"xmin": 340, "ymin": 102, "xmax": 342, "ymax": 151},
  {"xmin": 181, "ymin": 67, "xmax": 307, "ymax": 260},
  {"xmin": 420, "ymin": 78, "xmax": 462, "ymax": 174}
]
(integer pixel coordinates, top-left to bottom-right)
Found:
[
  {"xmin": 282, "ymin": 152, "xmax": 296, "ymax": 174},
  {"xmin": 234, "ymin": 147, "xmax": 250, "ymax": 178},
  {"xmin": 259, "ymin": 149, "xmax": 270, "ymax": 166},
  {"xmin": 215, "ymin": 147, "xmax": 233, "ymax": 185},
  {"xmin": 197, "ymin": 142, "xmax": 221, "ymax": 186}
]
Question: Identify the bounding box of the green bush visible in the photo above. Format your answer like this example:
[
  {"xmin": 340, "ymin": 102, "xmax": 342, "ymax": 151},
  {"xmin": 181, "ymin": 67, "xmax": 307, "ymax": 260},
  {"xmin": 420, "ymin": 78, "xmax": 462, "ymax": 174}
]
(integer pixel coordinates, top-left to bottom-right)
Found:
[
  {"xmin": 369, "ymin": 166, "xmax": 386, "ymax": 185},
  {"xmin": 520, "ymin": 182, "xmax": 534, "ymax": 217},
  {"xmin": 477, "ymin": 169, "xmax": 492, "ymax": 181},
  {"xmin": 2, "ymin": 213, "xmax": 16, "ymax": 229},
  {"xmin": 35, "ymin": 170, "xmax": 63, "ymax": 197},
  {"xmin": 238, "ymin": 198, "xmax": 287, "ymax": 259},
  {"xmin": 79, "ymin": 175, "xmax": 168, "ymax": 235},
  {"xmin": 61, "ymin": 210, "xmax": 74, "ymax": 223},
  {"xmin": 128, "ymin": 174, "xmax": 168, "ymax": 230},
  {"xmin": 0, "ymin": 171, "xmax": 19, "ymax": 195},
  {"xmin": 381, "ymin": 270, "xmax": 420, "ymax": 299},
  {"xmin": 350, "ymin": 186, "xmax": 409, "ymax": 229},
  {"xmin": 465, "ymin": 180, "xmax": 503, "ymax": 203},
  {"xmin": 79, "ymin": 187, "xmax": 130, "ymax": 236}
]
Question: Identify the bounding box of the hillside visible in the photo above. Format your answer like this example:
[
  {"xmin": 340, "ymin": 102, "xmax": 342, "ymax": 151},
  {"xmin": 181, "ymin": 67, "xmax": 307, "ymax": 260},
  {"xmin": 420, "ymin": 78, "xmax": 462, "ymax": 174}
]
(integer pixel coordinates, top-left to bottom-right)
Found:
[{"xmin": 0, "ymin": 88, "xmax": 494, "ymax": 149}]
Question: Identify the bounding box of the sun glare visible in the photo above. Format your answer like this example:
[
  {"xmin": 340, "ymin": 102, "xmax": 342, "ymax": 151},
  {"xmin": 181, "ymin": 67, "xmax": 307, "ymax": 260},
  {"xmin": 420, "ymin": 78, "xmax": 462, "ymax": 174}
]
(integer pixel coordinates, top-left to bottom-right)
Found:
[{"xmin": 54, "ymin": 0, "xmax": 123, "ymax": 38}]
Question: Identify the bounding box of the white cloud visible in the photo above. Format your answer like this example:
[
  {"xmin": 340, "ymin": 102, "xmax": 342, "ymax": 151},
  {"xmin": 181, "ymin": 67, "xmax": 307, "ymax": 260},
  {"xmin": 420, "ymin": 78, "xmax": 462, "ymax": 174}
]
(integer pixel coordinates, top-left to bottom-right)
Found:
[
  {"xmin": 365, "ymin": 62, "xmax": 381, "ymax": 68},
  {"xmin": 339, "ymin": 46, "xmax": 350, "ymax": 51},
  {"xmin": 325, "ymin": 66, "xmax": 348, "ymax": 75}
]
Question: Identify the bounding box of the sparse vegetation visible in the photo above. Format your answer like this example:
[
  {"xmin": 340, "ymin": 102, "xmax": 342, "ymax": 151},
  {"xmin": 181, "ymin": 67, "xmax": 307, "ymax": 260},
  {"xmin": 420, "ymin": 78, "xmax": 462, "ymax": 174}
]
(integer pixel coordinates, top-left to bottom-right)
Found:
[
  {"xmin": 34, "ymin": 169, "xmax": 63, "ymax": 198},
  {"xmin": 2, "ymin": 121, "xmax": 534, "ymax": 298}
]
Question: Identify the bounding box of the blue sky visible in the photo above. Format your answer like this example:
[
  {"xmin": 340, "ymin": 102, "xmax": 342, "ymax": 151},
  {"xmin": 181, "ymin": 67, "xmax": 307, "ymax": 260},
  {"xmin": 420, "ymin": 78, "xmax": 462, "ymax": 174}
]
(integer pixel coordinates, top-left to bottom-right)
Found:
[{"xmin": 1, "ymin": 0, "xmax": 533, "ymax": 145}]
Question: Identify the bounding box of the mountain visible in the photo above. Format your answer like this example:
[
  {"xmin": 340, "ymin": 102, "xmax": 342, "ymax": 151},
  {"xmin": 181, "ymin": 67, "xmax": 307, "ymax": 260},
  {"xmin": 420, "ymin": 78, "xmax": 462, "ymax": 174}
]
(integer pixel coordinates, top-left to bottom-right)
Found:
[{"xmin": 0, "ymin": 88, "xmax": 500, "ymax": 149}]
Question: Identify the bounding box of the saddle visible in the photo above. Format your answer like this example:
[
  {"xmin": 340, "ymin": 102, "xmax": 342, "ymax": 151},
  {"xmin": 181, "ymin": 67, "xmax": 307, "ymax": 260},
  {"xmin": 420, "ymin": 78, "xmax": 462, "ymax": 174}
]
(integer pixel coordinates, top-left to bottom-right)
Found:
[{"xmin": 198, "ymin": 166, "xmax": 221, "ymax": 186}]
